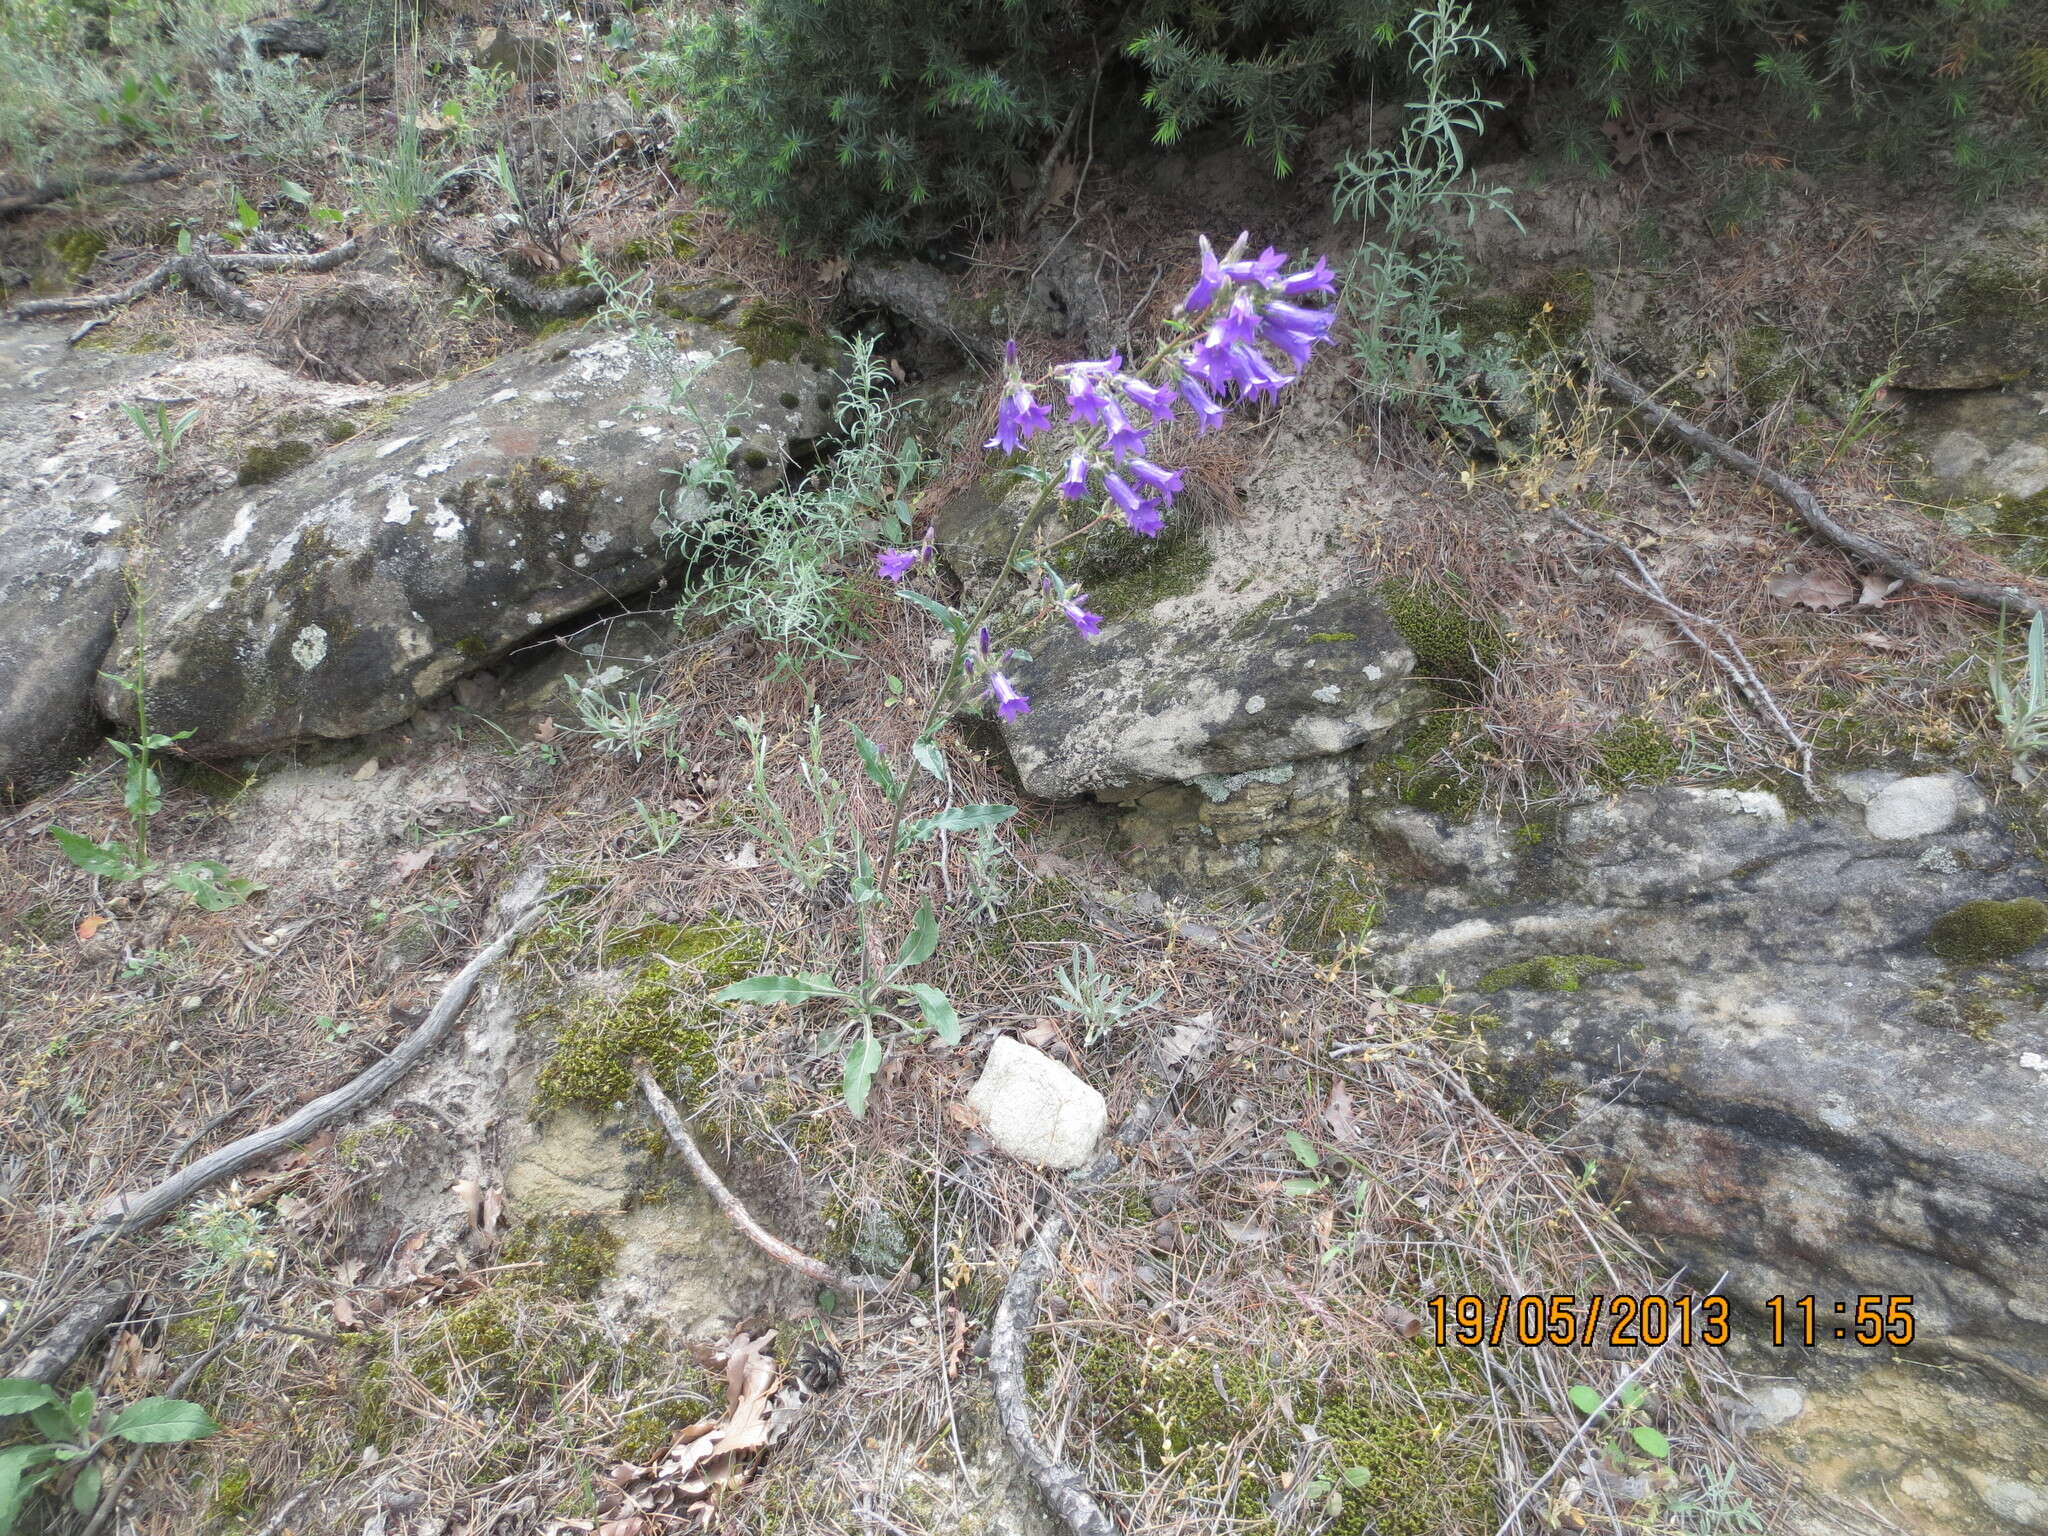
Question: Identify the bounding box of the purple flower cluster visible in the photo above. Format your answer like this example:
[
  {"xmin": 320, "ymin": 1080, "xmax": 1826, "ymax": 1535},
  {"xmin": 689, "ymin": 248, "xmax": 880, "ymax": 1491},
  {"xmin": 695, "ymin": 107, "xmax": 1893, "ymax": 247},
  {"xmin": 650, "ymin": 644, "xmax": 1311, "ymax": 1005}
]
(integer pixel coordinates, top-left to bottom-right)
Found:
[
  {"xmin": 964, "ymin": 626, "xmax": 1030, "ymax": 720},
  {"xmin": 876, "ymin": 232, "xmax": 1338, "ymax": 720}
]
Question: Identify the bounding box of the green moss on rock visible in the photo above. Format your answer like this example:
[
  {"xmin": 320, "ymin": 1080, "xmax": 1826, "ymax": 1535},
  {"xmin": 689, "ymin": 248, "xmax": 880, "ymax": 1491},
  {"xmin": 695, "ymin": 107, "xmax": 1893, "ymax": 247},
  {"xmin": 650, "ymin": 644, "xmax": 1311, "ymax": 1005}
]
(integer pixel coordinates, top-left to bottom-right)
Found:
[
  {"xmin": 729, "ymin": 300, "xmax": 834, "ymax": 369},
  {"xmin": 531, "ymin": 916, "xmax": 763, "ymax": 1114},
  {"xmin": 501, "ymin": 1213, "xmax": 623, "ymax": 1299},
  {"xmin": 49, "ymin": 227, "xmax": 108, "ymax": 279},
  {"xmin": 1926, "ymin": 898, "xmax": 2048, "ymax": 963},
  {"xmin": 1477, "ymin": 954, "xmax": 1640, "ymax": 993},
  {"xmin": 1072, "ymin": 517, "xmax": 1214, "ymax": 619},
  {"xmin": 1377, "ymin": 578, "xmax": 1504, "ymax": 699},
  {"xmin": 237, "ymin": 438, "xmax": 318, "ymax": 487}
]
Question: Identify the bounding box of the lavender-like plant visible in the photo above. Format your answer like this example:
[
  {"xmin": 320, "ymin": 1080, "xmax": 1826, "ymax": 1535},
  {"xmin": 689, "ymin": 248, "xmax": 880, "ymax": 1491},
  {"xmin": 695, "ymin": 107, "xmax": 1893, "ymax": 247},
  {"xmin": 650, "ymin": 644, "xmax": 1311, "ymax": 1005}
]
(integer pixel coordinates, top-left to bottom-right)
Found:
[{"xmin": 717, "ymin": 232, "xmax": 1337, "ymax": 1115}]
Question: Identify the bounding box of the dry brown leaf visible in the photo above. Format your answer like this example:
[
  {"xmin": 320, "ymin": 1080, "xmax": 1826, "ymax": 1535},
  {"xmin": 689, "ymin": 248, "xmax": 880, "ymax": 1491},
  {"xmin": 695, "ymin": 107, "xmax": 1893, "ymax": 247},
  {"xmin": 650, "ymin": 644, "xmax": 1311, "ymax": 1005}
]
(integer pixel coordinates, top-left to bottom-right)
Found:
[
  {"xmin": 390, "ymin": 847, "xmax": 435, "ymax": 880},
  {"xmin": 1378, "ymin": 1303, "xmax": 1426, "ymax": 1341},
  {"xmin": 815, "ymin": 256, "xmax": 850, "ymax": 287},
  {"xmin": 1858, "ymin": 631, "xmax": 1912, "ymax": 652},
  {"xmin": 451, "ymin": 1179, "xmax": 485, "ymax": 1228},
  {"xmin": 1322, "ymin": 1080, "xmax": 1358, "ymax": 1143},
  {"xmin": 1858, "ymin": 574, "xmax": 1904, "ymax": 607},
  {"xmin": 75, "ymin": 914, "xmax": 108, "ymax": 942},
  {"xmin": 1768, "ymin": 568, "xmax": 1856, "ymax": 610}
]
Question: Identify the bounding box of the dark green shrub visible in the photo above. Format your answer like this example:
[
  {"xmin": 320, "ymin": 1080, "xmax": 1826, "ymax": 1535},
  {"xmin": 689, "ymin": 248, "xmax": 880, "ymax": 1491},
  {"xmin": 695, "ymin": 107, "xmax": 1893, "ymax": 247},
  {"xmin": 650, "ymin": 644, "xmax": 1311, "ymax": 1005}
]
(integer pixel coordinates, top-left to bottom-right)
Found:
[{"xmin": 652, "ymin": 0, "xmax": 2046, "ymax": 253}]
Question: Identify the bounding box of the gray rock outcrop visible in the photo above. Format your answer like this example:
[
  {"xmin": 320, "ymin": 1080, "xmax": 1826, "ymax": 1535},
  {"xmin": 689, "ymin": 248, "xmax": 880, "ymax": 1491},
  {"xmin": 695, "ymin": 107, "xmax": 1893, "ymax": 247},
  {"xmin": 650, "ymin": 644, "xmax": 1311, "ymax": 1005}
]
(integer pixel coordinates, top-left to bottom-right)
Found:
[
  {"xmin": 1366, "ymin": 781, "xmax": 2047, "ymax": 1405},
  {"xmin": 967, "ymin": 1036, "xmax": 1107, "ymax": 1170},
  {"xmin": 97, "ymin": 326, "xmax": 834, "ymax": 753}
]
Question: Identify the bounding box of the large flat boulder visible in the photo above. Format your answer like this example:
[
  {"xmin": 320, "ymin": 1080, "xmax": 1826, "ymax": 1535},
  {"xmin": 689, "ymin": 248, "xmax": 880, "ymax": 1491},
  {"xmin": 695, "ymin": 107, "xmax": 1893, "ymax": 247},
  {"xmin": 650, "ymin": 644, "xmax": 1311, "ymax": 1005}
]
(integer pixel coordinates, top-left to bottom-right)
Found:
[{"xmin": 97, "ymin": 325, "xmax": 835, "ymax": 752}]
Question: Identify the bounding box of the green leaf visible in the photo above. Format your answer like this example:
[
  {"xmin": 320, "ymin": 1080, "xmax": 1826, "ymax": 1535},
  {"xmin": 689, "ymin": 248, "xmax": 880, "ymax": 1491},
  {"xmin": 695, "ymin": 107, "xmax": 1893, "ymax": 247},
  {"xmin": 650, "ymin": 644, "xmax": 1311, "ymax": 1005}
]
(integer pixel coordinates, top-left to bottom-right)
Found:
[
  {"xmin": 898, "ymin": 983, "xmax": 960, "ymax": 1044},
  {"xmin": 175, "ymin": 227, "xmax": 192, "ymax": 255},
  {"xmin": 841, "ymin": 1035, "xmax": 884, "ymax": 1118},
  {"xmin": 27, "ymin": 1405, "xmax": 71, "ymax": 1442},
  {"xmin": 66, "ymin": 1389, "xmax": 93, "ymax": 1434},
  {"xmin": 0, "ymin": 1381, "xmax": 58, "ymax": 1416},
  {"xmin": 713, "ymin": 974, "xmax": 845, "ymax": 1005},
  {"xmin": 280, "ymin": 179, "xmax": 312, "ymax": 206},
  {"xmin": 68, "ymin": 1460, "xmax": 102, "ymax": 1515},
  {"xmin": 1567, "ymin": 1384, "xmax": 1605, "ymax": 1418},
  {"xmin": 1617, "ymin": 1382, "xmax": 1646, "ymax": 1411},
  {"xmin": 1341, "ymin": 1465, "xmax": 1373, "ymax": 1489},
  {"xmin": 911, "ymin": 738, "xmax": 948, "ymax": 783},
  {"xmin": 895, "ymin": 587, "xmax": 967, "ymax": 638},
  {"xmin": 107, "ymin": 1397, "xmax": 220, "ymax": 1444},
  {"xmin": 902, "ymin": 804, "xmax": 1016, "ymax": 843},
  {"xmin": 891, "ymin": 900, "xmax": 940, "ymax": 972},
  {"xmin": 49, "ymin": 829, "xmax": 142, "ymax": 881},
  {"xmin": 1628, "ymin": 1424, "xmax": 1671, "ymax": 1459},
  {"xmin": 1281, "ymin": 1176, "xmax": 1326, "ymax": 1197},
  {"xmin": 849, "ymin": 724, "xmax": 898, "ymax": 797},
  {"xmin": 1285, "ymin": 1129, "xmax": 1321, "ymax": 1169},
  {"xmin": 235, "ymin": 193, "xmax": 259, "ymax": 231},
  {"xmin": 163, "ymin": 862, "xmax": 261, "ymax": 911},
  {"xmin": 0, "ymin": 1444, "xmax": 62, "ymax": 1533}
]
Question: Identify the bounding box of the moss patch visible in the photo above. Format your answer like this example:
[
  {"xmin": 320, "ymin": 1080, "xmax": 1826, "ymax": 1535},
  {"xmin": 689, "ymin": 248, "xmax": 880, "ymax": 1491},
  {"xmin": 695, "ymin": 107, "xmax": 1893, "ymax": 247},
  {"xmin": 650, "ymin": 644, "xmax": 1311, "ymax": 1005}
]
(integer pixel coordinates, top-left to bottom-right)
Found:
[
  {"xmin": 1377, "ymin": 579, "xmax": 1504, "ymax": 699},
  {"xmin": 1477, "ymin": 954, "xmax": 1640, "ymax": 993},
  {"xmin": 49, "ymin": 226, "xmax": 108, "ymax": 280},
  {"xmin": 1315, "ymin": 1382, "xmax": 1496, "ymax": 1536},
  {"xmin": 237, "ymin": 437, "xmax": 318, "ymax": 487},
  {"xmin": 1071, "ymin": 517, "xmax": 1214, "ymax": 619},
  {"xmin": 1590, "ymin": 716, "xmax": 1682, "ymax": 791},
  {"xmin": 501, "ymin": 1213, "xmax": 623, "ymax": 1299},
  {"xmin": 531, "ymin": 915, "xmax": 763, "ymax": 1114},
  {"xmin": 729, "ymin": 300, "xmax": 834, "ymax": 369},
  {"xmin": 1926, "ymin": 898, "xmax": 2048, "ymax": 963}
]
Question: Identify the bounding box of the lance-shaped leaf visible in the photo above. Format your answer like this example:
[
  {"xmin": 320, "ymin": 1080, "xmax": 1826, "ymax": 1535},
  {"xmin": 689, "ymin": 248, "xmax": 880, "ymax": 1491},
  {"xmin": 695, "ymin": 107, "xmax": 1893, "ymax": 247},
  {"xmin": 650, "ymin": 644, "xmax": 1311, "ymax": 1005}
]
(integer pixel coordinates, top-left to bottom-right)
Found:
[
  {"xmin": 901, "ymin": 803, "xmax": 1016, "ymax": 844},
  {"xmin": 891, "ymin": 900, "xmax": 940, "ymax": 973},
  {"xmin": 896, "ymin": 983, "xmax": 961, "ymax": 1044},
  {"xmin": 842, "ymin": 1035, "xmax": 885, "ymax": 1118},
  {"xmin": 849, "ymin": 724, "xmax": 899, "ymax": 796},
  {"xmin": 107, "ymin": 1397, "xmax": 220, "ymax": 1444},
  {"xmin": 713, "ymin": 974, "xmax": 846, "ymax": 1005}
]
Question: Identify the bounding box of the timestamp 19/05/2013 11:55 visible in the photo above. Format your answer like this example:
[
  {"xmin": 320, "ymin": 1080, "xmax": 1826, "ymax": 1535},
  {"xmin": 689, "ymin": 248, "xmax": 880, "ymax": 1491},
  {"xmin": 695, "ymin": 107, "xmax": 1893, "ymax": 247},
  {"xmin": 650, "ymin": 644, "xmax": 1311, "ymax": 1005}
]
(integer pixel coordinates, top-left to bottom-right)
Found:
[{"xmin": 1423, "ymin": 1294, "xmax": 1918, "ymax": 1349}]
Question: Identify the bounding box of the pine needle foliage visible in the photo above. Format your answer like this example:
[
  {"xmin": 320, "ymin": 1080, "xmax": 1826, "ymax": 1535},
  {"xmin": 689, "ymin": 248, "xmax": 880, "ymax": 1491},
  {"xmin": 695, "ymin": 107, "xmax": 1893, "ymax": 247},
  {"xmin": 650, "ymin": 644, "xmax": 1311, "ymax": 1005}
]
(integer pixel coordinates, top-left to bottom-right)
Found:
[{"xmin": 650, "ymin": 0, "xmax": 2045, "ymax": 253}]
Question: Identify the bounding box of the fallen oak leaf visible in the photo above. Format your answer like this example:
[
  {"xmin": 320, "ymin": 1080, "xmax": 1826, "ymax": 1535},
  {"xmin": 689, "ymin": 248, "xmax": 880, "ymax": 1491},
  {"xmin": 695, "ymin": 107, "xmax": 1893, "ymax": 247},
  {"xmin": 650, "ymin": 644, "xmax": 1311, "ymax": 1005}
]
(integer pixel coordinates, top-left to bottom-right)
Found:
[
  {"xmin": 1857, "ymin": 573, "xmax": 1904, "ymax": 608},
  {"xmin": 1768, "ymin": 568, "xmax": 1856, "ymax": 610}
]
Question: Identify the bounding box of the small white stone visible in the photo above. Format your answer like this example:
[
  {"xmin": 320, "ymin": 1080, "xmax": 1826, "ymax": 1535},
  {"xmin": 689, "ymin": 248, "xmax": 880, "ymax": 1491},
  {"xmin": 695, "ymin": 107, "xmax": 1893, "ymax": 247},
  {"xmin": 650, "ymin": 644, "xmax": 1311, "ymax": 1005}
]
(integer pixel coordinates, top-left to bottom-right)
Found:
[
  {"xmin": 1864, "ymin": 775, "xmax": 1959, "ymax": 840},
  {"xmin": 966, "ymin": 1036, "xmax": 1107, "ymax": 1171},
  {"xmin": 1245, "ymin": 694, "xmax": 1267, "ymax": 715}
]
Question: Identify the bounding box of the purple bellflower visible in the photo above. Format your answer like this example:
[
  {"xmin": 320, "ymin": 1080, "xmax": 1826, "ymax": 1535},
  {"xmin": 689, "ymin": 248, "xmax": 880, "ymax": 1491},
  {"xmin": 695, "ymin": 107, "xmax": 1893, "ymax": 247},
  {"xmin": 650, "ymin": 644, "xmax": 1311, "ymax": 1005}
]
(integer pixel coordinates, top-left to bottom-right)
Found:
[
  {"xmin": 985, "ymin": 339, "xmax": 1051, "ymax": 454},
  {"xmin": 965, "ymin": 627, "xmax": 1030, "ymax": 718},
  {"xmin": 1280, "ymin": 256, "xmax": 1337, "ymax": 297},
  {"xmin": 1125, "ymin": 456, "xmax": 1183, "ymax": 503},
  {"xmin": 1224, "ymin": 245, "xmax": 1288, "ymax": 288},
  {"xmin": 877, "ymin": 525, "xmax": 935, "ymax": 582},
  {"xmin": 1058, "ymin": 450, "xmax": 1093, "ymax": 500},
  {"xmin": 1182, "ymin": 234, "xmax": 1227, "ymax": 314},
  {"xmin": 989, "ymin": 672, "xmax": 1031, "ymax": 720},
  {"xmin": 1099, "ymin": 396, "xmax": 1149, "ymax": 461},
  {"xmin": 1046, "ymin": 577, "xmax": 1103, "ymax": 638},
  {"xmin": 1120, "ymin": 377, "xmax": 1179, "ymax": 422},
  {"xmin": 1124, "ymin": 497, "xmax": 1165, "ymax": 538}
]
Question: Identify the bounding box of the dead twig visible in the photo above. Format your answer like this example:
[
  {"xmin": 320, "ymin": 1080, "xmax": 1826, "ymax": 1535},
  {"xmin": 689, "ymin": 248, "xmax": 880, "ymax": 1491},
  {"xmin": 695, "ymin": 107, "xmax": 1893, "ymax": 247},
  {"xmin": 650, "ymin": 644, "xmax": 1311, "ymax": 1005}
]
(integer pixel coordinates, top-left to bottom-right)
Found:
[
  {"xmin": 635, "ymin": 1066, "xmax": 894, "ymax": 1297},
  {"xmin": 0, "ymin": 161, "xmax": 181, "ymax": 219},
  {"xmin": 1557, "ymin": 512, "xmax": 1817, "ymax": 793},
  {"xmin": 988, "ymin": 1210, "xmax": 1117, "ymax": 1536},
  {"xmin": 1592, "ymin": 357, "xmax": 2047, "ymax": 619},
  {"xmin": 10, "ymin": 238, "xmax": 364, "ymax": 322},
  {"xmin": 411, "ymin": 229, "xmax": 603, "ymax": 317},
  {"xmin": 71, "ymin": 892, "xmax": 561, "ymax": 1246}
]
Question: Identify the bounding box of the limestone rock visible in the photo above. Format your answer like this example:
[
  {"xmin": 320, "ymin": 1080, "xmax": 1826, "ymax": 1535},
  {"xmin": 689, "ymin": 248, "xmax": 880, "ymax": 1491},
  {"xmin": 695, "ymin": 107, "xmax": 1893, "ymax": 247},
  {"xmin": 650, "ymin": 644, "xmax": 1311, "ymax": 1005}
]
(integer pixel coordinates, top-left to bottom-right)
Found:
[
  {"xmin": 0, "ymin": 326, "xmax": 144, "ymax": 796},
  {"xmin": 1864, "ymin": 773, "xmax": 1962, "ymax": 840},
  {"xmin": 96, "ymin": 325, "xmax": 835, "ymax": 753},
  {"xmin": 1000, "ymin": 585, "xmax": 1417, "ymax": 801},
  {"xmin": 967, "ymin": 1036, "xmax": 1106, "ymax": 1170},
  {"xmin": 0, "ymin": 329, "xmax": 376, "ymax": 795},
  {"xmin": 1366, "ymin": 782, "xmax": 2048, "ymax": 1410}
]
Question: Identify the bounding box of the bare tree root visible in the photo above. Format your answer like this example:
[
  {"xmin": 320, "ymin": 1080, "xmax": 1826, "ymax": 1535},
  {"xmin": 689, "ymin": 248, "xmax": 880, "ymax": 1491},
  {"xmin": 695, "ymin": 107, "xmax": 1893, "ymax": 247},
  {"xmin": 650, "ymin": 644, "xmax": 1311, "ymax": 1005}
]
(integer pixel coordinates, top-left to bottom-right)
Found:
[
  {"xmin": 412, "ymin": 229, "xmax": 603, "ymax": 317},
  {"xmin": 1592, "ymin": 358, "xmax": 2048, "ymax": 620},
  {"xmin": 989, "ymin": 1210, "xmax": 1117, "ymax": 1536},
  {"xmin": 984, "ymin": 1035, "xmax": 1213, "ymax": 1536},
  {"xmin": 2, "ymin": 1286, "xmax": 131, "ymax": 1385},
  {"xmin": 636, "ymin": 1067, "xmax": 897, "ymax": 1298},
  {"xmin": 0, "ymin": 161, "xmax": 181, "ymax": 219},
  {"xmin": 1558, "ymin": 512, "xmax": 1818, "ymax": 794},
  {"xmin": 10, "ymin": 238, "xmax": 364, "ymax": 323},
  {"xmin": 72, "ymin": 893, "xmax": 558, "ymax": 1247}
]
